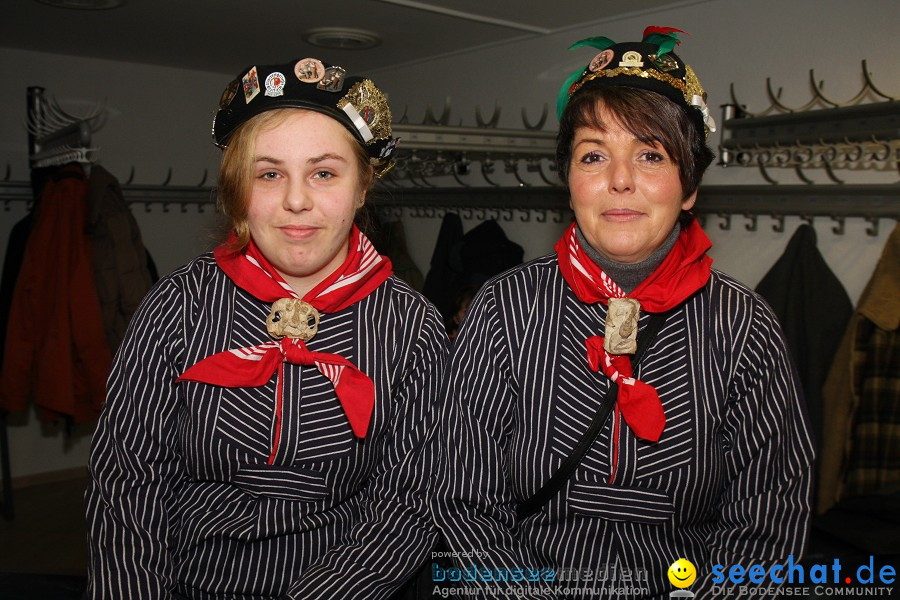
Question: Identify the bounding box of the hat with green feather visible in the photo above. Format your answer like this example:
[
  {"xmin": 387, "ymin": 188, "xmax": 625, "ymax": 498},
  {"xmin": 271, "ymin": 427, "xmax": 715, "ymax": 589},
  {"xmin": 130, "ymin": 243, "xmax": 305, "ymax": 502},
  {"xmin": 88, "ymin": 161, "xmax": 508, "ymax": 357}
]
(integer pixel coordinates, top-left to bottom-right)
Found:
[{"xmin": 557, "ymin": 26, "xmax": 716, "ymax": 137}]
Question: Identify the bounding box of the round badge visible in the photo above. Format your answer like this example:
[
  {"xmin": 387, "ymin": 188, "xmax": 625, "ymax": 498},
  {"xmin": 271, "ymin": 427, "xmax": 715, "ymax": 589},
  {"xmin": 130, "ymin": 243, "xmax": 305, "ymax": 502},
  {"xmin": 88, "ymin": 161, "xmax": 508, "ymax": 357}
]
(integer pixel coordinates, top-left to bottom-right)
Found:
[
  {"xmin": 295, "ymin": 58, "xmax": 325, "ymax": 83},
  {"xmin": 264, "ymin": 72, "xmax": 286, "ymax": 97},
  {"xmin": 589, "ymin": 49, "xmax": 614, "ymax": 72}
]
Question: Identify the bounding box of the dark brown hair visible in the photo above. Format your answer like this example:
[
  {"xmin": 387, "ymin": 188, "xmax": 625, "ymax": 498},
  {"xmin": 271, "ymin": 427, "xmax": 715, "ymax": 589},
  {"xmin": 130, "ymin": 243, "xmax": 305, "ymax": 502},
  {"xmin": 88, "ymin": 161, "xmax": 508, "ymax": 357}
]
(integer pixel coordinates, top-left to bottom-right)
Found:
[
  {"xmin": 556, "ymin": 85, "xmax": 714, "ymax": 199},
  {"xmin": 217, "ymin": 108, "xmax": 375, "ymax": 249}
]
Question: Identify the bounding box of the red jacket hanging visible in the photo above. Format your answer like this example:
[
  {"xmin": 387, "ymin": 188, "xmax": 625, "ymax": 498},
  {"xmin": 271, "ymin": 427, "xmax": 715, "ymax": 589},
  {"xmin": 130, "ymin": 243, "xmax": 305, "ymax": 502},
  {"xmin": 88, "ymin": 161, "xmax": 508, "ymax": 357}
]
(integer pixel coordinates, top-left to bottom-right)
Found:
[{"xmin": 0, "ymin": 166, "xmax": 112, "ymax": 422}]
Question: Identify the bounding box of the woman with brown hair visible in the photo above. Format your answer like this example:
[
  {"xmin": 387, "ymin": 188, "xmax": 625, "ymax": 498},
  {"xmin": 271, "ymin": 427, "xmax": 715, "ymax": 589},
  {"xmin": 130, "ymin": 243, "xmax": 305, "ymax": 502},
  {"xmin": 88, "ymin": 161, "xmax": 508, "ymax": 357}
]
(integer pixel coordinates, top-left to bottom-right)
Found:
[{"xmin": 432, "ymin": 28, "xmax": 814, "ymax": 598}]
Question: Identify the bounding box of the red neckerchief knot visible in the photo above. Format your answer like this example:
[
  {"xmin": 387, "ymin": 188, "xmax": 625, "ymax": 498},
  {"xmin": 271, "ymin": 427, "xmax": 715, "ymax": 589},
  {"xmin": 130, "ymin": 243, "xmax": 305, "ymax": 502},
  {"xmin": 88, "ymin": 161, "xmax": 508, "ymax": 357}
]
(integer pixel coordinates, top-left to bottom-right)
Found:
[
  {"xmin": 177, "ymin": 225, "xmax": 392, "ymax": 461},
  {"xmin": 555, "ymin": 219, "xmax": 712, "ymax": 443},
  {"xmin": 586, "ymin": 337, "xmax": 665, "ymax": 441}
]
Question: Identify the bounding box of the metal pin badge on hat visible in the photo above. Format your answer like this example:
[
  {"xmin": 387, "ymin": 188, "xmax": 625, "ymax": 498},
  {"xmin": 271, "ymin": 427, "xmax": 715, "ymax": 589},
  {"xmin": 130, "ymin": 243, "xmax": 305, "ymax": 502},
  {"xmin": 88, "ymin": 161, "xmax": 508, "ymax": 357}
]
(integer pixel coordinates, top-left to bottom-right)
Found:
[
  {"xmin": 318, "ymin": 66, "xmax": 346, "ymax": 92},
  {"xmin": 295, "ymin": 58, "xmax": 325, "ymax": 83},
  {"xmin": 242, "ymin": 66, "xmax": 260, "ymax": 103},
  {"xmin": 264, "ymin": 71, "xmax": 286, "ymax": 97}
]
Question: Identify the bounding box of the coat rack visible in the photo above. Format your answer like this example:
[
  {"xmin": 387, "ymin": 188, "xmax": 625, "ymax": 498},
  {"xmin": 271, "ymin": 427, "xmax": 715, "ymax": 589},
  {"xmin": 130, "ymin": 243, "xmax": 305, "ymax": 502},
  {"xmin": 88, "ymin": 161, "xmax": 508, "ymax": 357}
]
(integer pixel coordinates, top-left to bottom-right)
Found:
[
  {"xmin": 26, "ymin": 86, "xmax": 104, "ymax": 169},
  {"xmin": 3, "ymin": 78, "xmax": 899, "ymax": 226},
  {"xmin": 718, "ymin": 60, "xmax": 899, "ymax": 183}
]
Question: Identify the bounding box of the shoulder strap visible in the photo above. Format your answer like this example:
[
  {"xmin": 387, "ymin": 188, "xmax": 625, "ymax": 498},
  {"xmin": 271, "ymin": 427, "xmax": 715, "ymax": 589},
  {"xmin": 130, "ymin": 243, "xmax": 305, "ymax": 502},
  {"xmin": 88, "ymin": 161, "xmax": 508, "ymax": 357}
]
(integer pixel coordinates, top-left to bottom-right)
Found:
[{"xmin": 516, "ymin": 310, "xmax": 670, "ymax": 520}]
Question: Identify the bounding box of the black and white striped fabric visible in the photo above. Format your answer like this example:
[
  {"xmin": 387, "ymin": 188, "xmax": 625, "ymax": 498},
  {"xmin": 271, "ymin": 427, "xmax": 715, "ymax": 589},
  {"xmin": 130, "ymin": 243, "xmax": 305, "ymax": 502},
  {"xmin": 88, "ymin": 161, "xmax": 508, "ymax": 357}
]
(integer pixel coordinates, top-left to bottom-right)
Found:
[
  {"xmin": 85, "ymin": 252, "xmax": 448, "ymax": 599},
  {"xmin": 431, "ymin": 253, "xmax": 815, "ymax": 599}
]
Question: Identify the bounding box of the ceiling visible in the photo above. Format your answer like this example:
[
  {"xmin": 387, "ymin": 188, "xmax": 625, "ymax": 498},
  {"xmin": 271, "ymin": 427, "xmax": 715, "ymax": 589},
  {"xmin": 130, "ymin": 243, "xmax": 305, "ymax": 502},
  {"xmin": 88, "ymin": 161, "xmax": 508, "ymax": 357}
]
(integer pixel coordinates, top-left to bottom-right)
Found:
[{"xmin": 3, "ymin": 0, "xmax": 692, "ymax": 76}]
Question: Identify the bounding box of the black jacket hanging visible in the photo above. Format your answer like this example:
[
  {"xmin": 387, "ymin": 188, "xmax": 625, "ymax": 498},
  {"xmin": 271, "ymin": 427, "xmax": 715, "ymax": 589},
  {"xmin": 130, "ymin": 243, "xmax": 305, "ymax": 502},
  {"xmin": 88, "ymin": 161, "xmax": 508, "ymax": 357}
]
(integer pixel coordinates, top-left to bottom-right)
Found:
[{"xmin": 755, "ymin": 224, "xmax": 852, "ymax": 451}]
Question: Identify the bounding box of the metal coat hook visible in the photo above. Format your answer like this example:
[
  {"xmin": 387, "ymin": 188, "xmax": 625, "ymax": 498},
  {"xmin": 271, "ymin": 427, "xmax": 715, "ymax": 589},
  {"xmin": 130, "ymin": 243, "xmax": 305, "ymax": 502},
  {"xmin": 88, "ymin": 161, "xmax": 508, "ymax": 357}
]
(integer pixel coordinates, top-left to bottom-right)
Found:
[
  {"xmin": 800, "ymin": 215, "xmax": 815, "ymax": 227},
  {"xmin": 843, "ymin": 137, "xmax": 865, "ymax": 162},
  {"xmin": 718, "ymin": 213, "xmax": 732, "ymax": 230},
  {"xmin": 869, "ymin": 137, "xmax": 892, "ymax": 162},
  {"xmin": 757, "ymin": 158, "xmax": 779, "ymax": 185},
  {"xmin": 861, "ymin": 59, "xmax": 897, "ymax": 101},
  {"xmin": 771, "ymin": 214, "xmax": 786, "ymax": 233},
  {"xmin": 831, "ymin": 215, "xmax": 846, "ymax": 235},
  {"xmin": 423, "ymin": 99, "xmax": 451, "ymax": 126},
  {"xmin": 794, "ymin": 164, "xmax": 815, "ymax": 185},
  {"xmin": 765, "ymin": 78, "xmax": 792, "ymax": 114},
  {"xmin": 534, "ymin": 160, "xmax": 560, "ymax": 187},
  {"xmin": 821, "ymin": 158, "xmax": 845, "ymax": 184},
  {"xmin": 518, "ymin": 208, "xmax": 532, "ymax": 222},
  {"xmin": 417, "ymin": 172, "xmax": 436, "ymax": 188},
  {"xmin": 451, "ymin": 167, "xmax": 470, "ymax": 188},
  {"xmin": 521, "ymin": 104, "xmax": 548, "ymax": 131},
  {"xmin": 475, "ymin": 102, "xmax": 501, "ymax": 129},
  {"xmin": 744, "ymin": 214, "xmax": 758, "ymax": 231},
  {"xmin": 808, "ymin": 69, "xmax": 840, "ymax": 109},
  {"xmin": 505, "ymin": 158, "xmax": 530, "ymax": 187},
  {"xmin": 865, "ymin": 216, "xmax": 880, "ymax": 237},
  {"xmin": 481, "ymin": 159, "xmax": 500, "ymax": 187}
]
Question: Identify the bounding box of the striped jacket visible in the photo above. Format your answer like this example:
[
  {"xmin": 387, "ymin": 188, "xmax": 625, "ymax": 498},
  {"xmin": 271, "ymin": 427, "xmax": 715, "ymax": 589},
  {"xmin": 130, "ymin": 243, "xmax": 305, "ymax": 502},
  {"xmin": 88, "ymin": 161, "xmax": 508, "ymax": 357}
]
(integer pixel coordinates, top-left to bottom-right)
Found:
[
  {"xmin": 431, "ymin": 252, "xmax": 815, "ymax": 599},
  {"xmin": 86, "ymin": 252, "xmax": 448, "ymax": 599}
]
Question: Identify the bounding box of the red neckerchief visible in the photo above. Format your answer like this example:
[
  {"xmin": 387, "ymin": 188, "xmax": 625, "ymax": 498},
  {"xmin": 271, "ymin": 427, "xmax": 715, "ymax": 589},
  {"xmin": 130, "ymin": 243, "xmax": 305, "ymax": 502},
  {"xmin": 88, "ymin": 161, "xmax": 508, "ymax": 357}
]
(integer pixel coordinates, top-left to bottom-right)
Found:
[
  {"xmin": 555, "ymin": 219, "xmax": 712, "ymax": 447},
  {"xmin": 177, "ymin": 225, "xmax": 392, "ymax": 461}
]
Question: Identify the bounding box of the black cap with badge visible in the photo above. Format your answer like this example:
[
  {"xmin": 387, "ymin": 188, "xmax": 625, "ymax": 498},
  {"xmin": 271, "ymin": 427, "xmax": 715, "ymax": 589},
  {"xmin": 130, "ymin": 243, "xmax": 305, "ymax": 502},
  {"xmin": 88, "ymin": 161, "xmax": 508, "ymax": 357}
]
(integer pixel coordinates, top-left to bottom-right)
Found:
[
  {"xmin": 557, "ymin": 27, "xmax": 717, "ymax": 138},
  {"xmin": 212, "ymin": 58, "xmax": 399, "ymax": 177}
]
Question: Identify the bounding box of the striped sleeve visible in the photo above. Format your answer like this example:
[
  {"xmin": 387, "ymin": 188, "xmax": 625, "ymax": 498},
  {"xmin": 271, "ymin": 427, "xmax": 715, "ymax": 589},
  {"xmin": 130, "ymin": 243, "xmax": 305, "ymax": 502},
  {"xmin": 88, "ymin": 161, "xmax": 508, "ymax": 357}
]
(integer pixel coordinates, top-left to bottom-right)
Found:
[
  {"xmin": 430, "ymin": 282, "xmax": 555, "ymax": 598},
  {"xmin": 695, "ymin": 295, "xmax": 815, "ymax": 595},
  {"xmin": 285, "ymin": 299, "xmax": 449, "ymax": 599},
  {"xmin": 85, "ymin": 277, "xmax": 185, "ymax": 599}
]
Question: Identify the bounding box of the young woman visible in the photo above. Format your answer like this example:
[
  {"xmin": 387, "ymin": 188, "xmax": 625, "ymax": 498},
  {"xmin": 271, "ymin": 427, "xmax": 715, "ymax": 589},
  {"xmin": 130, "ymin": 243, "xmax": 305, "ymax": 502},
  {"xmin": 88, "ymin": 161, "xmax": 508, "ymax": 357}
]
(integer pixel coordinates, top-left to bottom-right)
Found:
[{"xmin": 86, "ymin": 58, "xmax": 448, "ymax": 599}]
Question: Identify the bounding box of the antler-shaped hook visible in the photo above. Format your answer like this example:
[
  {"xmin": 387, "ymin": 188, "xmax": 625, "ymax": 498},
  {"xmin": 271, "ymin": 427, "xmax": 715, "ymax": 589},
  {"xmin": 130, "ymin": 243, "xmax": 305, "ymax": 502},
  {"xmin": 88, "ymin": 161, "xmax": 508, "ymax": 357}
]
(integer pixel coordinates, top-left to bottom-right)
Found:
[
  {"xmin": 480, "ymin": 158, "xmax": 500, "ymax": 187},
  {"xmin": 757, "ymin": 155, "xmax": 779, "ymax": 185},
  {"xmin": 521, "ymin": 104, "xmax": 548, "ymax": 131},
  {"xmin": 423, "ymin": 98, "xmax": 451, "ymax": 125},
  {"xmin": 808, "ymin": 68, "xmax": 840, "ymax": 108},
  {"xmin": 475, "ymin": 102, "xmax": 501, "ymax": 128},
  {"xmin": 504, "ymin": 157, "xmax": 530, "ymax": 187}
]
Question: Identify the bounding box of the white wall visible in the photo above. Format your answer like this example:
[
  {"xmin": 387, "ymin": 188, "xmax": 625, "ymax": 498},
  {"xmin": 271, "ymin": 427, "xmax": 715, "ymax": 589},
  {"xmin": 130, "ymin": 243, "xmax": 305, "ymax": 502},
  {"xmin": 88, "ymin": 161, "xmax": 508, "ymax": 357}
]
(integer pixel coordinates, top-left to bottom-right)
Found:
[
  {"xmin": 1, "ymin": 0, "xmax": 898, "ymax": 479},
  {"xmin": 368, "ymin": 0, "xmax": 898, "ymax": 304}
]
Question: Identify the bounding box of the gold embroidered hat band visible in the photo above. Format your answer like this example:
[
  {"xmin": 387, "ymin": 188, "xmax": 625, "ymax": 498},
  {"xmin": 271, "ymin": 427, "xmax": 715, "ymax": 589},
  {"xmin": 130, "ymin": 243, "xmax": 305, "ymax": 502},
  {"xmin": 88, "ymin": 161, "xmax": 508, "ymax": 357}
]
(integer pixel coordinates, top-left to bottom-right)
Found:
[
  {"xmin": 212, "ymin": 58, "xmax": 398, "ymax": 177},
  {"xmin": 557, "ymin": 26, "xmax": 716, "ymax": 138}
]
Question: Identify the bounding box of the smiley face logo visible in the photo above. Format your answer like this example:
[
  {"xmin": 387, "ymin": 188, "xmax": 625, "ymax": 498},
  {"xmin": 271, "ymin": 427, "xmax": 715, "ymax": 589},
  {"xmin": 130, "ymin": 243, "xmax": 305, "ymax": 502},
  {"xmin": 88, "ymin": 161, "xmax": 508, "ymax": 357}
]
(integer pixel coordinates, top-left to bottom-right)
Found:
[{"xmin": 667, "ymin": 558, "xmax": 697, "ymax": 588}]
